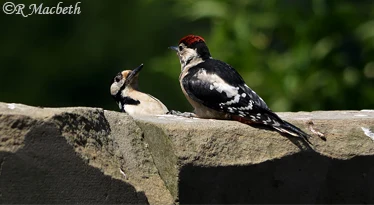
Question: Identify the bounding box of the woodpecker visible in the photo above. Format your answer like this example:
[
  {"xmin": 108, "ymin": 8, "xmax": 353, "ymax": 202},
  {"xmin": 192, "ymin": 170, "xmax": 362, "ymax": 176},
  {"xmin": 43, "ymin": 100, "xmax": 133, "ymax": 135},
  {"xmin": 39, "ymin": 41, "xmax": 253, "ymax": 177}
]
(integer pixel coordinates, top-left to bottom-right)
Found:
[
  {"xmin": 170, "ymin": 35, "xmax": 311, "ymax": 143},
  {"xmin": 110, "ymin": 64, "xmax": 169, "ymax": 116}
]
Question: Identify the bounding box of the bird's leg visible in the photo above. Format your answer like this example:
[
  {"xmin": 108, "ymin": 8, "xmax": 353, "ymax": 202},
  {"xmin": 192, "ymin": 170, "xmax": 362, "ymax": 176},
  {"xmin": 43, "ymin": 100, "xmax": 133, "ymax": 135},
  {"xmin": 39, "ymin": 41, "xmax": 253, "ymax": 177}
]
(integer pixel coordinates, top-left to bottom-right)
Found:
[{"xmin": 167, "ymin": 110, "xmax": 197, "ymax": 118}]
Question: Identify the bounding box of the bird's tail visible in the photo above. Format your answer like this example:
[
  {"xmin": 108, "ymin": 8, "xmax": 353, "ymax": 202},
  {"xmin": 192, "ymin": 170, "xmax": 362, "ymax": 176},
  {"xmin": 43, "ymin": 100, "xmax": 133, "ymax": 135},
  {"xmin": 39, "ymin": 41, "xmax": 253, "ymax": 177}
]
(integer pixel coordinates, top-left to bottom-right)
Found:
[
  {"xmin": 232, "ymin": 109, "xmax": 312, "ymax": 144},
  {"xmin": 273, "ymin": 120, "xmax": 311, "ymax": 144}
]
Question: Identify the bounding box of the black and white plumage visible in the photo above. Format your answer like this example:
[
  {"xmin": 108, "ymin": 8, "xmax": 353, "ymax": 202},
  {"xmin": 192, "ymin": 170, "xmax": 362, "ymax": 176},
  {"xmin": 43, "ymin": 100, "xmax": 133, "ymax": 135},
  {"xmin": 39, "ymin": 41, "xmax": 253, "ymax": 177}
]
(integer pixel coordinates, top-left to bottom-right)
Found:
[
  {"xmin": 170, "ymin": 35, "xmax": 311, "ymax": 143},
  {"xmin": 110, "ymin": 64, "xmax": 169, "ymax": 116}
]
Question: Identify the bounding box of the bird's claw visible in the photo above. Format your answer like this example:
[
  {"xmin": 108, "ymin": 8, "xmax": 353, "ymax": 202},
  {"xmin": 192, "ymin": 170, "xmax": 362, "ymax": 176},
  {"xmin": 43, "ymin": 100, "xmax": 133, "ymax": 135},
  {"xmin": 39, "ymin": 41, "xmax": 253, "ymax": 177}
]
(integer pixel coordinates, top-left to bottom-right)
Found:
[{"xmin": 167, "ymin": 110, "xmax": 196, "ymax": 118}]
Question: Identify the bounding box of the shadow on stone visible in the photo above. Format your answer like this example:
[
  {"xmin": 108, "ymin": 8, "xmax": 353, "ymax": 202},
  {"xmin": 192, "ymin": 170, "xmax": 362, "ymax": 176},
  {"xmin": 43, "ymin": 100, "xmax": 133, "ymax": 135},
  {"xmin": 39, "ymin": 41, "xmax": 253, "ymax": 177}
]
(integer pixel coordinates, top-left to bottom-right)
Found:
[
  {"xmin": 179, "ymin": 152, "xmax": 374, "ymax": 204},
  {"xmin": 0, "ymin": 123, "xmax": 148, "ymax": 204}
]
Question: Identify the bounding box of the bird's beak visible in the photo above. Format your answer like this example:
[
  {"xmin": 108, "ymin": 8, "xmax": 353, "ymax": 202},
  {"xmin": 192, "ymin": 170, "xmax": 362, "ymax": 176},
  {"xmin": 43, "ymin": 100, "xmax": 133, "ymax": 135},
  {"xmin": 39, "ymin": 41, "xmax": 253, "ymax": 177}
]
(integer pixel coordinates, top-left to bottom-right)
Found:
[
  {"xmin": 131, "ymin": 63, "xmax": 143, "ymax": 76},
  {"xmin": 124, "ymin": 64, "xmax": 143, "ymax": 85},
  {"xmin": 169, "ymin": 46, "xmax": 178, "ymax": 52}
]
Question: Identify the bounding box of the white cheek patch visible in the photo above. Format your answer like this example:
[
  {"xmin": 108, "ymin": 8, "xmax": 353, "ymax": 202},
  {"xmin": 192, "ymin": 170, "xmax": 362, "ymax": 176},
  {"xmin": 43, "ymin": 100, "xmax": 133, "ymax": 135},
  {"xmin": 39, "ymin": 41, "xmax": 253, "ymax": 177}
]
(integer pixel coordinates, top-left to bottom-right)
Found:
[
  {"xmin": 180, "ymin": 48, "xmax": 201, "ymax": 69},
  {"xmin": 111, "ymin": 80, "xmax": 125, "ymax": 96},
  {"xmin": 110, "ymin": 84, "xmax": 120, "ymax": 96},
  {"xmin": 197, "ymin": 69, "xmax": 239, "ymax": 98}
]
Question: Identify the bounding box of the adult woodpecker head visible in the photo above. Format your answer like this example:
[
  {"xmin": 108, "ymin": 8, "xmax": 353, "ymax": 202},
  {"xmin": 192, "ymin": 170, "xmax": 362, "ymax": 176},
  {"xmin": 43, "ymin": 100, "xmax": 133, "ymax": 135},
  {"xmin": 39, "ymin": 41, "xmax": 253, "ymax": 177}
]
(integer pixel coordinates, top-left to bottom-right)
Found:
[
  {"xmin": 110, "ymin": 63, "xmax": 143, "ymax": 101},
  {"xmin": 169, "ymin": 35, "xmax": 212, "ymax": 71}
]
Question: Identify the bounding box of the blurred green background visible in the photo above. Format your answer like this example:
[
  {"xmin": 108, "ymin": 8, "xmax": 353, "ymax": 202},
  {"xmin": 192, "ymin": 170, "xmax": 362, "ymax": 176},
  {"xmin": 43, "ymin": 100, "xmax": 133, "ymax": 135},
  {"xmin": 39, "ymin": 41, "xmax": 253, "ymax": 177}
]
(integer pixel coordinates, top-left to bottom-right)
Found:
[{"xmin": 1, "ymin": 0, "xmax": 373, "ymax": 113}]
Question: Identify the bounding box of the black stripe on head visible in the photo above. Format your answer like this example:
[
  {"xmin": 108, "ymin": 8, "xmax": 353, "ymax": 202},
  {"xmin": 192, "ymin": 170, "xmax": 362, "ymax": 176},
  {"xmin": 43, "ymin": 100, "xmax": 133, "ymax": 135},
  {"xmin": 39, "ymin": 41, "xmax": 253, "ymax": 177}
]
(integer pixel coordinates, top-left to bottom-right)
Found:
[
  {"xmin": 111, "ymin": 72, "xmax": 123, "ymax": 85},
  {"xmin": 111, "ymin": 72, "xmax": 125, "ymax": 100},
  {"xmin": 193, "ymin": 41, "xmax": 211, "ymax": 59}
]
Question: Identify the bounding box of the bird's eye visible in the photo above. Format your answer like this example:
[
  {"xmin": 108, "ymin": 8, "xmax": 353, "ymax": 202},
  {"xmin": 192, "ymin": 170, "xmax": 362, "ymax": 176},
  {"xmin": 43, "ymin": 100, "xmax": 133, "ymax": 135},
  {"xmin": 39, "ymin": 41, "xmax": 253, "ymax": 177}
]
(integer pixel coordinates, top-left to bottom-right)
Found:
[
  {"xmin": 179, "ymin": 45, "xmax": 183, "ymax": 51},
  {"xmin": 115, "ymin": 76, "xmax": 122, "ymax": 82}
]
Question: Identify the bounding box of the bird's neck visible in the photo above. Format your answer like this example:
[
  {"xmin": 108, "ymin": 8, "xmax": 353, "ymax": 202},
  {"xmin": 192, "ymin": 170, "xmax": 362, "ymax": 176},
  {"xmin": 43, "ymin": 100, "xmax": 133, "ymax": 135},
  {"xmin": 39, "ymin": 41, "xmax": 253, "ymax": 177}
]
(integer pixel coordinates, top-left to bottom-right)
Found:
[
  {"xmin": 128, "ymin": 79, "xmax": 139, "ymax": 91},
  {"xmin": 181, "ymin": 56, "xmax": 208, "ymax": 72}
]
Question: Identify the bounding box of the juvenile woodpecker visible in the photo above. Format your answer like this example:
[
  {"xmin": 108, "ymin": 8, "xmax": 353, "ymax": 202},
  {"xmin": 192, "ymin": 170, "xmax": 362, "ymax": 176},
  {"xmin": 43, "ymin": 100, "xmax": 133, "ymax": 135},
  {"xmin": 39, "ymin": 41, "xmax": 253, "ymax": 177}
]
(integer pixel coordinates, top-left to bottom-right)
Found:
[
  {"xmin": 110, "ymin": 64, "xmax": 169, "ymax": 116},
  {"xmin": 170, "ymin": 35, "xmax": 311, "ymax": 143}
]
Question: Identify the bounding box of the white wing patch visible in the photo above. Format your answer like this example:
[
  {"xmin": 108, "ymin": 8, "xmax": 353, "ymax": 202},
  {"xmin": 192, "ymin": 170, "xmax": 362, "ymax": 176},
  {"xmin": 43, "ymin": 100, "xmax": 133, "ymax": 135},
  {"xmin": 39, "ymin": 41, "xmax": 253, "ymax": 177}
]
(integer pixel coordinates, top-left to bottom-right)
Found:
[
  {"xmin": 220, "ymin": 94, "xmax": 240, "ymax": 106},
  {"xmin": 197, "ymin": 69, "xmax": 239, "ymax": 98},
  {"xmin": 195, "ymin": 70, "xmax": 257, "ymax": 114},
  {"xmin": 236, "ymin": 100, "xmax": 253, "ymax": 111}
]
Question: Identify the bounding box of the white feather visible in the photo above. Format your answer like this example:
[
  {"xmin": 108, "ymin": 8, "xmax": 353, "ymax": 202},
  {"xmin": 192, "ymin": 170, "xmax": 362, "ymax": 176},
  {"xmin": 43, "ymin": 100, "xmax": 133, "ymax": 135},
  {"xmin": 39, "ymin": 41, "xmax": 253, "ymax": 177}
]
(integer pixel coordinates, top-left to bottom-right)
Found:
[{"xmin": 197, "ymin": 69, "xmax": 239, "ymax": 98}]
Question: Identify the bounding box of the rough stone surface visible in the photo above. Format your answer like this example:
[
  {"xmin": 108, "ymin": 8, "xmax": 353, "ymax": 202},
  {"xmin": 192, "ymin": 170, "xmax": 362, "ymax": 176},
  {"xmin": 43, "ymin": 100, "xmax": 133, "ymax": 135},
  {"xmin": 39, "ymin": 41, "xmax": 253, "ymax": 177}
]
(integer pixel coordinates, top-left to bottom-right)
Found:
[
  {"xmin": 133, "ymin": 110, "xmax": 374, "ymax": 203},
  {"xmin": 0, "ymin": 103, "xmax": 173, "ymax": 205},
  {"xmin": 1, "ymin": 102, "xmax": 374, "ymax": 204}
]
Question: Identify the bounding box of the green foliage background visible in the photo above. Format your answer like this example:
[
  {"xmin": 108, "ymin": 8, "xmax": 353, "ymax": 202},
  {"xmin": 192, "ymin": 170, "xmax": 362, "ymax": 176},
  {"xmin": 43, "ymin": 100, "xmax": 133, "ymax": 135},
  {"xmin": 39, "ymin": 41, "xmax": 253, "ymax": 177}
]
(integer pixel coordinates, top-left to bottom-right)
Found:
[{"xmin": 1, "ymin": 0, "xmax": 373, "ymax": 112}]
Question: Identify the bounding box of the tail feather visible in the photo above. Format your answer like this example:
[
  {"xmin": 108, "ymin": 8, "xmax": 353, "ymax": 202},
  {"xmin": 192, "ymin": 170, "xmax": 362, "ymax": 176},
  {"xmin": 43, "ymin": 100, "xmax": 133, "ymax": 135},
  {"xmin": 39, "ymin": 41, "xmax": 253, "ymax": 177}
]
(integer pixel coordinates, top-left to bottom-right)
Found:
[
  {"xmin": 256, "ymin": 109, "xmax": 312, "ymax": 144},
  {"xmin": 231, "ymin": 108, "xmax": 312, "ymax": 144},
  {"xmin": 274, "ymin": 120, "xmax": 311, "ymax": 144}
]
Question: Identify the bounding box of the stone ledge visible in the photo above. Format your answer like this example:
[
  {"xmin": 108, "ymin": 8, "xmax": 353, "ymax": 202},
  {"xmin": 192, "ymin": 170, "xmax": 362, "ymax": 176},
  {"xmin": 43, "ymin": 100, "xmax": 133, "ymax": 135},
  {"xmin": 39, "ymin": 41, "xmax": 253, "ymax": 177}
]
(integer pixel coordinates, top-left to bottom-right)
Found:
[
  {"xmin": 133, "ymin": 110, "xmax": 374, "ymax": 203},
  {"xmin": 1, "ymin": 102, "xmax": 374, "ymax": 204},
  {"xmin": 0, "ymin": 102, "xmax": 173, "ymax": 205}
]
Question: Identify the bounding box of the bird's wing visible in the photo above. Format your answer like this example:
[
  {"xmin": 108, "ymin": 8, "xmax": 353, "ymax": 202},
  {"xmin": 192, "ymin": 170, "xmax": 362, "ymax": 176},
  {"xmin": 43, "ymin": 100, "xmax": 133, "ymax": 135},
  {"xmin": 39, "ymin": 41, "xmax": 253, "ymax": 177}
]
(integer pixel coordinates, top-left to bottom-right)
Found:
[
  {"xmin": 182, "ymin": 59, "xmax": 311, "ymax": 142},
  {"xmin": 182, "ymin": 59, "xmax": 270, "ymax": 117},
  {"xmin": 144, "ymin": 93, "xmax": 169, "ymax": 113}
]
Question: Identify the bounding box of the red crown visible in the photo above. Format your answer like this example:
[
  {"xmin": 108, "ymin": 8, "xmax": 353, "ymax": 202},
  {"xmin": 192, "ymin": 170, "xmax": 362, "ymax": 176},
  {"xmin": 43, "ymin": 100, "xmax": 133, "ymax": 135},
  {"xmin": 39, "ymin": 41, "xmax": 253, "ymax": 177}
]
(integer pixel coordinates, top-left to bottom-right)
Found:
[{"xmin": 179, "ymin": 35, "xmax": 205, "ymax": 46}]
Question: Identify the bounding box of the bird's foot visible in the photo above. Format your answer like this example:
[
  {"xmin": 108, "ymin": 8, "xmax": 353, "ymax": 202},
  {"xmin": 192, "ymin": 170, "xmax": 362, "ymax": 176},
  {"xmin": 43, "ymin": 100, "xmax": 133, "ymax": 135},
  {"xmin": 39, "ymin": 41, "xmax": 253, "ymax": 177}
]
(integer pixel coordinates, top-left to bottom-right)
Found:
[{"xmin": 167, "ymin": 110, "xmax": 197, "ymax": 118}]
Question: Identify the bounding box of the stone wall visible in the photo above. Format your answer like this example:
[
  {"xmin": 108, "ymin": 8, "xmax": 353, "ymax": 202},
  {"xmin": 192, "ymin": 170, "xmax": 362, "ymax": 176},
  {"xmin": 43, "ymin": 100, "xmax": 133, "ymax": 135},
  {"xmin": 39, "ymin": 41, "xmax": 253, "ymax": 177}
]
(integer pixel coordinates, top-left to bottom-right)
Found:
[{"xmin": 1, "ymin": 102, "xmax": 374, "ymax": 204}]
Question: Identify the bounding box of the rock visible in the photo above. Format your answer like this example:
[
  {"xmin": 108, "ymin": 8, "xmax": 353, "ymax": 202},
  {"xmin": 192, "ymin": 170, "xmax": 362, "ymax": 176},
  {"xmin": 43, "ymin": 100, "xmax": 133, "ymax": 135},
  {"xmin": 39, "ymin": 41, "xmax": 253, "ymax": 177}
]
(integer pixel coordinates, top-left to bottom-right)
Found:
[
  {"xmin": 1, "ymin": 102, "xmax": 374, "ymax": 204},
  {"xmin": 133, "ymin": 110, "xmax": 374, "ymax": 203},
  {"xmin": 0, "ymin": 103, "xmax": 173, "ymax": 204}
]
